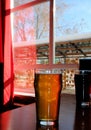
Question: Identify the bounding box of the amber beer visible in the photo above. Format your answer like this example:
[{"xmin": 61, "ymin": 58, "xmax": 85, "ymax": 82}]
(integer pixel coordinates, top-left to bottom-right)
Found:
[{"xmin": 34, "ymin": 71, "xmax": 62, "ymax": 126}]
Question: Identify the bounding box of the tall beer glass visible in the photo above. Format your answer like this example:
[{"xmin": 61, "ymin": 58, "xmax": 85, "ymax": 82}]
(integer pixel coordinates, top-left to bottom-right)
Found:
[{"xmin": 34, "ymin": 69, "xmax": 62, "ymax": 126}]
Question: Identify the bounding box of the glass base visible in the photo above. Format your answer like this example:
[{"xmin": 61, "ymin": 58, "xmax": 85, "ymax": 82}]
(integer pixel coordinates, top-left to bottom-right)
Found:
[
  {"xmin": 37, "ymin": 123, "xmax": 58, "ymax": 130},
  {"xmin": 81, "ymin": 102, "xmax": 90, "ymax": 107},
  {"xmin": 38, "ymin": 120, "xmax": 58, "ymax": 126}
]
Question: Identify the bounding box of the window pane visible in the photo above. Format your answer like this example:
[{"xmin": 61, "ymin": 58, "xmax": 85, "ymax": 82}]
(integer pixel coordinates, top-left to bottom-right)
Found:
[
  {"xmin": 55, "ymin": 0, "xmax": 91, "ymax": 64},
  {"xmin": 12, "ymin": 1, "xmax": 50, "ymax": 95},
  {"xmin": 12, "ymin": 2, "xmax": 50, "ymax": 65}
]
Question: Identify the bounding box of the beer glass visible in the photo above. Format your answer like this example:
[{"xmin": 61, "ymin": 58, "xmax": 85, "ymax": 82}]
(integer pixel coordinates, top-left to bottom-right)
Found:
[
  {"xmin": 74, "ymin": 73, "xmax": 90, "ymax": 107},
  {"xmin": 34, "ymin": 69, "xmax": 62, "ymax": 126}
]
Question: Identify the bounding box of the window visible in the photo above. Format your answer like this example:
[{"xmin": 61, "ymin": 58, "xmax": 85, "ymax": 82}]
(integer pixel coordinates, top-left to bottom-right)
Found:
[{"xmin": 11, "ymin": 0, "xmax": 80, "ymax": 96}]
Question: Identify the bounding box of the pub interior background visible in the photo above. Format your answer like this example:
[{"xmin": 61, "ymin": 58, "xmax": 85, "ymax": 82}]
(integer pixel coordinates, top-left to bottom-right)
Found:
[{"xmin": 0, "ymin": 0, "xmax": 91, "ymax": 112}]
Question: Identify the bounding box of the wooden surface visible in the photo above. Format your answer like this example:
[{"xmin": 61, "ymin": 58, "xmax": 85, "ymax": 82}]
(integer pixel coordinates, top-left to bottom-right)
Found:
[{"xmin": 0, "ymin": 94, "xmax": 91, "ymax": 130}]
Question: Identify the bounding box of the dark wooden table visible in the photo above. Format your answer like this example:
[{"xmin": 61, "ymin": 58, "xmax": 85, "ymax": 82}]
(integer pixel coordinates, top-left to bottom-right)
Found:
[{"xmin": 0, "ymin": 94, "xmax": 91, "ymax": 130}]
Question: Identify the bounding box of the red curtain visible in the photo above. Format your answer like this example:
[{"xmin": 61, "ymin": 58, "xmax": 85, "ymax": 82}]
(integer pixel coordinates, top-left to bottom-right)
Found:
[
  {"xmin": 0, "ymin": 0, "xmax": 3, "ymax": 62},
  {"xmin": 3, "ymin": 0, "xmax": 14, "ymax": 105},
  {"xmin": 0, "ymin": 0, "xmax": 4, "ymax": 110}
]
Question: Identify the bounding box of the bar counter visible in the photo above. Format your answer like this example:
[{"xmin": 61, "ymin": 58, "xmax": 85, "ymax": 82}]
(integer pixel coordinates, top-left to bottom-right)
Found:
[{"xmin": 0, "ymin": 94, "xmax": 91, "ymax": 130}]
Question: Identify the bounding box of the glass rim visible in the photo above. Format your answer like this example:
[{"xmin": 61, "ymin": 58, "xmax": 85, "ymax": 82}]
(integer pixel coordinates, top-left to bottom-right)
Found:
[{"xmin": 34, "ymin": 69, "xmax": 63, "ymax": 74}]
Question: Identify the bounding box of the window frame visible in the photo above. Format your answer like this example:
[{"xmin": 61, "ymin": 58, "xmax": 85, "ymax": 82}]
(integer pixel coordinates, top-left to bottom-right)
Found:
[{"xmin": 10, "ymin": 0, "xmax": 78, "ymax": 70}]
